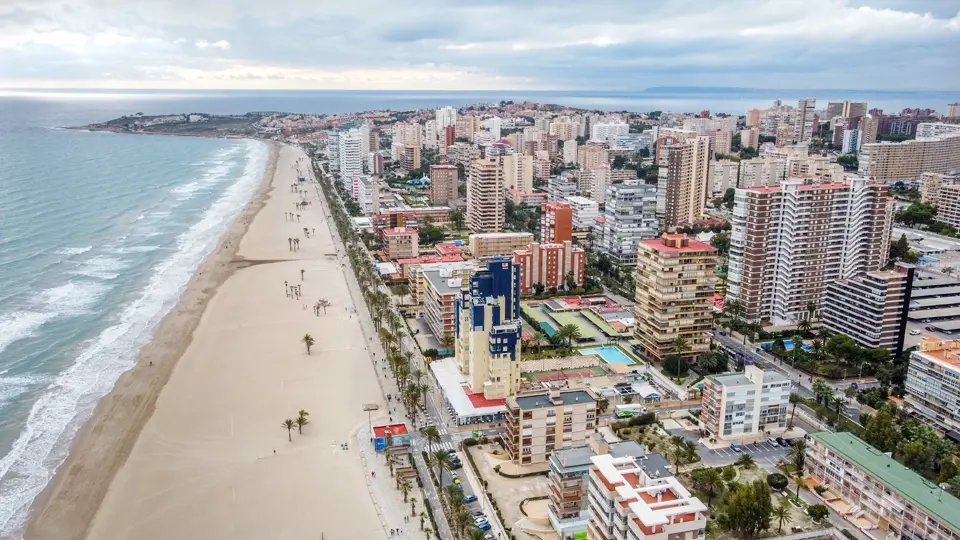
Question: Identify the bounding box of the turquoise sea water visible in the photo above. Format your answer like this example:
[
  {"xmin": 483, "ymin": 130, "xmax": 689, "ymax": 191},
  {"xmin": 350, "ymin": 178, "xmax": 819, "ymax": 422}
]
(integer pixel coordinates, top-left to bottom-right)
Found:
[{"xmin": 0, "ymin": 87, "xmax": 958, "ymax": 537}]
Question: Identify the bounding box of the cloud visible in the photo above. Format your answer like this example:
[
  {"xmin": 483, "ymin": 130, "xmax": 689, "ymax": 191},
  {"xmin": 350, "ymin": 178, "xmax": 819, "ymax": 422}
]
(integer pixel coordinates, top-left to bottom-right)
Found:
[{"xmin": 0, "ymin": 0, "xmax": 958, "ymax": 90}]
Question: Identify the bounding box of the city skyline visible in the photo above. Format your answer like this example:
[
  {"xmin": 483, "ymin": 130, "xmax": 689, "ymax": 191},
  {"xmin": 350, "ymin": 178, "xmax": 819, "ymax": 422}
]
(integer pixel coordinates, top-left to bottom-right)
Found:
[{"xmin": 2, "ymin": 0, "xmax": 960, "ymax": 90}]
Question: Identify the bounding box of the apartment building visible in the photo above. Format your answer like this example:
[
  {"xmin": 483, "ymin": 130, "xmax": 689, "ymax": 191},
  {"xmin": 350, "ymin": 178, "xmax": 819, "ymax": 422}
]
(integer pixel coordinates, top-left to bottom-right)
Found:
[
  {"xmin": 353, "ymin": 174, "xmax": 380, "ymax": 214},
  {"xmin": 566, "ymin": 196, "xmax": 600, "ymax": 231},
  {"xmin": 700, "ymin": 366, "xmax": 790, "ymax": 440},
  {"xmin": 919, "ymin": 170, "xmax": 960, "ymax": 207},
  {"xmin": 454, "ymin": 258, "xmax": 523, "ymax": 400},
  {"xmin": 542, "ymin": 202, "xmax": 573, "ymax": 243},
  {"xmin": 591, "ymin": 122, "xmax": 629, "ymax": 141},
  {"xmin": 586, "ymin": 453, "xmax": 707, "ymax": 540},
  {"xmin": 789, "ymin": 156, "xmax": 843, "ymax": 182},
  {"xmin": 663, "ymin": 136, "xmax": 712, "ymax": 228},
  {"xmin": 513, "ymin": 241, "xmax": 585, "ymax": 294},
  {"xmin": 822, "ymin": 263, "xmax": 915, "ymax": 354},
  {"xmin": 727, "ymin": 177, "xmax": 894, "ymax": 324},
  {"xmin": 399, "ymin": 144, "xmax": 421, "ymax": 173},
  {"xmin": 503, "ymin": 153, "xmax": 534, "ymax": 193},
  {"xmin": 739, "ymin": 157, "xmax": 787, "ymax": 189},
  {"xmin": 858, "ymin": 133, "xmax": 960, "ymax": 182},
  {"xmin": 468, "ymin": 232, "xmax": 534, "ymax": 258},
  {"xmin": 337, "ymin": 129, "xmax": 365, "ymax": 180},
  {"xmin": 436, "ymin": 106, "xmax": 457, "ymax": 128},
  {"xmin": 381, "ymin": 227, "xmax": 419, "ymax": 260},
  {"xmin": 633, "ymin": 234, "xmax": 716, "ymax": 363},
  {"xmin": 741, "ymin": 127, "xmax": 760, "ymax": 150},
  {"xmin": 406, "ymin": 259, "xmax": 474, "ymax": 306},
  {"xmin": 393, "ymin": 122, "xmax": 423, "ymax": 147},
  {"xmin": 427, "ymin": 163, "xmax": 457, "ymax": 204},
  {"xmin": 949, "ymin": 103, "xmax": 960, "ymax": 118},
  {"xmin": 455, "ymin": 116, "xmax": 480, "ymax": 140},
  {"xmin": 917, "ymin": 122, "xmax": 960, "ymax": 139},
  {"xmin": 710, "ymin": 160, "xmax": 740, "ymax": 197},
  {"xmin": 466, "ymin": 157, "xmax": 505, "ymax": 232},
  {"xmin": 582, "ymin": 165, "xmax": 611, "ymax": 204},
  {"xmin": 805, "ymin": 431, "xmax": 960, "ymax": 540},
  {"xmin": 776, "ymin": 125, "xmax": 795, "ymax": 147},
  {"xmin": 859, "ymin": 115, "xmax": 879, "ymax": 145},
  {"xmin": 579, "ymin": 144, "xmax": 610, "ymax": 171},
  {"xmin": 794, "ymin": 97, "xmax": 817, "ymax": 143},
  {"xmin": 593, "ymin": 181, "xmax": 659, "ymax": 266},
  {"xmin": 548, "ymin": 436, "xmax": 654, "ymax": 538},
  {"xmin": 904, "ymin": 337, "xmax": 960, "ymax": 435},
  {"xmin": 939, "ymin": 185, "xmax": 960, "ymax": 228},
  {"xmin": 422, "ymin": 266, "xmax": 474, "ymax": 341},
  {"xmin": 502, "ymin": 389, "xmax": 598, "ymax": 465},
  {"xmin": 549, "ymin": 175, "xmax": 580, "ymax": 203},
  {"xmin": 563, "ymin": 139, "xmax": 579, "ymax": 165}
]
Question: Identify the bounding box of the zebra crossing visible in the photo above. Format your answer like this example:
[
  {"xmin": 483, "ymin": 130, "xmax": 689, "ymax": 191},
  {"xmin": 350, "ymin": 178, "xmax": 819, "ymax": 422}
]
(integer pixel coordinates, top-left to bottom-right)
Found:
[{"xmin": 425, "ymin": 441, "xmax": 457, "ymax": 453}]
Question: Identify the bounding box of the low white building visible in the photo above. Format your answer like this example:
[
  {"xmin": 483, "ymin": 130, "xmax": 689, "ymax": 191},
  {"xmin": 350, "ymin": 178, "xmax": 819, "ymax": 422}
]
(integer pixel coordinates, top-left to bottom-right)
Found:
[
  {"xmin": 700, "ymin": 366, "xmax": 790, "ymax": 441},
  {"xmin": 564, "ymin": 196, "xmax": 600, "ymax": 231}
]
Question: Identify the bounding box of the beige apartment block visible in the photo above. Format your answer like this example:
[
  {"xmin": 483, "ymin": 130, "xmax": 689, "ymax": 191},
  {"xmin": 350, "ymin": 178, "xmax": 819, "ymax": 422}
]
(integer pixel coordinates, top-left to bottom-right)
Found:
[
  {"xmin": 822, "ymin": 263, "xmax": 914, "ymax": 354},
  {"xmin": 466, "ymin": 157, "xmax": 505, "ymax": 232},
  {"xmin": 740, "ymin": 127, "xmax": 760, "ymax": 150},
  {"xmin": 502, "ymin": 389, "xmax": 598, "ymax": 465},
  {"xmin": 859, "ymin": 134, "xmax": 960, "ymax": 182},
  {"xmin": 663, "ymin": 136, "xmax": 711, "ymax": 228},
  {"xmin": 918, "ymin": 171, "xmax": 960, "ymax": 207},
  {"xmin": 468, "ymin": 232, "xmax": 534, "ymax": 258},
  {"xmin": 502, "ymin": 153, "xmax": 534, "ymax": 193},
  {"xmin": 381, "ymin": 227, "xmax": 419, "ymax": 260},
  {"xmin": 578, "ymin": 144, "xmax": 610, "ymax": 171},
  {"xmin": 938, "ymin": 184, "xmax": 960, "ymax": 228},
  {"xmin": 634, "ymin": 234, "xmax": 717, "ymax": 363},
  {"xmin": 427, "ymin": 163, "xmax": 458, "ymax": 204}
]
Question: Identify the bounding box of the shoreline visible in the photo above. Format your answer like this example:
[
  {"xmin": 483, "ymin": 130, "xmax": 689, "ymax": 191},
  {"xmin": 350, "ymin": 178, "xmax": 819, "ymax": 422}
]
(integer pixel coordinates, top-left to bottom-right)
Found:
[{"xmin": 22, "ymin": 140, "xmax": 281, "ymax": 540}]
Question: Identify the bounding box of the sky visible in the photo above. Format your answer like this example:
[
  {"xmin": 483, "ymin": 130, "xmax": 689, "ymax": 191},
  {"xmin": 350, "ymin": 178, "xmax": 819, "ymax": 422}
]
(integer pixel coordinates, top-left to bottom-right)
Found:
[{"xmin": 1, "ymin": 0, "xmax": 959, "ymax": 91}]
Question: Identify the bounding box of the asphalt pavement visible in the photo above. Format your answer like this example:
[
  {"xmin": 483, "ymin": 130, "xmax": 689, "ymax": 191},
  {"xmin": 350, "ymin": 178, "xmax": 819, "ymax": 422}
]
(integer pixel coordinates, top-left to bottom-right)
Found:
[{"xmin": 701, "ymin": 439, "xmax": 791, "ymax": 470}]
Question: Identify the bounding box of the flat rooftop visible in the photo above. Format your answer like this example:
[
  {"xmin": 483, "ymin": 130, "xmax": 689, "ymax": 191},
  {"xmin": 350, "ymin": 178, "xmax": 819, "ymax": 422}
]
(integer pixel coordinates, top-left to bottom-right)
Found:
[
  {"xmin": 513, "ymin": 390, "xmax": 595, "ymax": 409},
  {"xmin": 911, "ymin": 285, "xmax": 960, "ymax": 298},
  {"xmin": 429, "ymin": 357, "xmax": 505, "ymax": 418},
  {"xmin": 423, "ymin": 270, "xmax": 464, "ymax": 295},
  {"xmin": 908, "ymin": 307, "xmax": 960, "ymax": 320},
  {"xmin": 811, "ymin": 432, "xmax": 960, "ymax": 533}
]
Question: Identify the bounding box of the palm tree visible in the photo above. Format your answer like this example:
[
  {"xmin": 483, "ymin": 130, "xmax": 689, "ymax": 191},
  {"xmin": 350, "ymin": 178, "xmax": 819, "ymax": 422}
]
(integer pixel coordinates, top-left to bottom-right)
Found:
[
  {"xmin": 423, "ymin": 527, "xmax": 433, "ymax": 540},
  {"xmin": 555, "ymin": 324, "xmax": 582, "ymax": 348},
  {"xmin": 301, "ymin": 334, "xmax": 315, "ymax": 355},
  {"xmin": 405, "ymin": 384, "xmax": 422, "ymax": 426},
  {"xmin": 295, "ymin": 413, "xmax": 309, "ymax": 434},
  {"xmin": 797, "ymin": 317, "xmax": 812, "ymax": 336},
  {"xmin": 735, "ymin": 454, "xmax": 756, "ymax": 469},
  {"xmin": 431, "ymin": 450, "xmax": 452, "ymax": 485},
  {"xmin": 439, "ymin": 335, "xmax": 455, "ymax": 351},
  {"xmin": 386, "ymin": 448, "xmax": 396, "ymax": 477},
  {"xmin": 421, "ymin": 425, "xmax": 442, "ymax": 449},
  {"xmin": 806, "ymin": 300, "xmax": 819, "ymax": 323},
  {"xmin": 395, "ymin": 281, "xmax": 411, "ymax": 306},
  {"xmin": 788, "ymin": 393, "xmax": 801, "ymax": 429},
  {"xmin": 281, "ymin": 418, "xmax": 295, "ymax": 442},
  {"xmin": 316, "ymin": 298, "xmax": 331, "ymax": 314},
  {"xmin": 773, "ymin": 500, "xmax": 792, "ymax": 533},
  {"xmin": 468, "ymin": 529, "xmax": 487, "ymax": 540},
  {"xmin": 673, "ymin": 335, "xmax": 690, "ymax": 358},
  {"xmin": 399, "ymin": 479, "xmax": 412, "ymax": 502},
  {"xmin": 791, "ymin": 333, "xmax": 805, "ymax": 366},
  {"xmin": 700, "ymin": 467, "xmax": 723, "ymax": 508},
  {"xmin": 455, "ymin": 510, "xmax": 473, "ymax": 538},
  {"xmin": 410, "ymin": 496, "xmax": 417, "ymax": 517},
  {"xmin": 670, "ymin": 435, "xmax": 686, "ymax": 474},
  {"xmin": 789, "ymin": 439, "xmax": 807, "ymax": 498}
]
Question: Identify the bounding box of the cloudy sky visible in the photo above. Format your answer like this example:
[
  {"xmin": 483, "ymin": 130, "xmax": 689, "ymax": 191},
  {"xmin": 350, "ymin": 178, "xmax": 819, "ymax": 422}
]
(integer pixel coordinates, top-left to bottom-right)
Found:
[{"xmin": 1, "ymin": 0, "xmax": 959, "ymax": 90}]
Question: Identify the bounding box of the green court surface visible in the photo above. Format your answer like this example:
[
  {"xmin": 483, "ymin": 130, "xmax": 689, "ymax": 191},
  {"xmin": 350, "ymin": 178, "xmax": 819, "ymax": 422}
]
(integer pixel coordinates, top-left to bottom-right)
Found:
[
  {"xmin": 521, "ymin": 365, "xmax": 607, "ymax": 381},
  {"xmin": 521, "ymin": 305, "xmax": 557, "ymax": 336},
  {"xmin": 580, "ymin": 310, "xmax": 622, "ymax": 337},
  {"xmin": 548, "ymin": 311, "xmax": 600, "ymax": 339}
]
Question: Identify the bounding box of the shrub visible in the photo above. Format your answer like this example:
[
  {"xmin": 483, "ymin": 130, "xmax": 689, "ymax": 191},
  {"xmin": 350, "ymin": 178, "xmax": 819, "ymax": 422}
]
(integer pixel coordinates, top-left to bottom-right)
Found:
[
  {"xmin": 629, "ymin": 412, "xmax": 657, "ymax": 427},
  {"xmin": 807, "ymin": 504, "xmax": 829, "ymax": 522},
  {"xmin": 423, "ymin": 348, "xmax": 438, "ymax": 357},
  {"xmin": 722, "ymin": 466, "xmax": 736, "ymax": 482},
  {"xmin": 463, "ymin": 438, "xmax": 479, "ymax": 447},
  {"xmin": 815, "ymin": 485, "xmax": 828, "ymax": 495},
  {"xmin": 767, "ymin": 473, "xmax": 789, "ymax": 491}
]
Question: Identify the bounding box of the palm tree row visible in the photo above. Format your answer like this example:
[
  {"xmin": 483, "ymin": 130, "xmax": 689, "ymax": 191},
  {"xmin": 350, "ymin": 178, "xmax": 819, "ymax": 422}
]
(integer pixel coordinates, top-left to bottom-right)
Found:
[{"xmin": 280, "ymin": 409, "xmax": 310, "ymax": 441}]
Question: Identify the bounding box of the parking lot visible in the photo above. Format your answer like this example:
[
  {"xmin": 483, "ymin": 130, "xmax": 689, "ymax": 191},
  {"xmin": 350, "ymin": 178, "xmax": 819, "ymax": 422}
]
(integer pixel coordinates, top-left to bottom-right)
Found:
[{"xmin": 700, "ymin": 439, "xmax": 792, "ymax": 470}]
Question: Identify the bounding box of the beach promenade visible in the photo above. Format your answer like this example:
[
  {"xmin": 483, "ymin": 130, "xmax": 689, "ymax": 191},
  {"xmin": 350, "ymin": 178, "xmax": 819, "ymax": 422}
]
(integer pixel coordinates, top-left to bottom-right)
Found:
[{"xmin": 34, "ymin": 145, "xmax": 418, "ymax": 540}]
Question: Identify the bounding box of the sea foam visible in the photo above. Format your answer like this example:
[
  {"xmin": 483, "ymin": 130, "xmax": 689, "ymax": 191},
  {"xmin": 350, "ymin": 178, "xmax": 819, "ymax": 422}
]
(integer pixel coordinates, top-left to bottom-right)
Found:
[{"xmin": 0, "ymin": 139, "xmax": 269, "ymax": 536}]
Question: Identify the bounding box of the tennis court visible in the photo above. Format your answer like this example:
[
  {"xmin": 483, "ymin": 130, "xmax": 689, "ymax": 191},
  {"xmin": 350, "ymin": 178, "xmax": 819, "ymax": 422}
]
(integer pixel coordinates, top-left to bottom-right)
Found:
[
  {"xmin": 548, "ymin": 311, "xmax": 600, "ymax": 340},
  {"xmin": 525, "ymin": 367, "xmax": 606, "ymax": 382}
]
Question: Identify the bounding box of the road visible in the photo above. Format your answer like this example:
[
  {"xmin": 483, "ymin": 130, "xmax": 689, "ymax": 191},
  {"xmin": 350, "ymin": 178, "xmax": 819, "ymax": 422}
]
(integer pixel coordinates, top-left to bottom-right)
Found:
[{"xmin": 314, "ymin": 157, "xmax": 504, "ymax": 539}]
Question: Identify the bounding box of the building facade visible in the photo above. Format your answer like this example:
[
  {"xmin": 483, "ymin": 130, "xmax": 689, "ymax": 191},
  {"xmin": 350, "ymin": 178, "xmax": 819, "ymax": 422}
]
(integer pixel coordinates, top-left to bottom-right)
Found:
[
  {"xmin": 454, "ymin": 258, "xmax": 523, "ymax": 400},
  {"xmin": 904, "ymin": 337, "xmax": 960, "ymax": 435},
  {"xmin": 337, "ymin": 129, "xmax": 365, "ymax": 180},
  {"xmin": 594, "ymin": 181, "xmax": 659, "ymax": 266},
  {"xmin": 727, "ymin": 177, "xmax": 894, "ymax": 324},
  {"xmin": 428, "ymin": 163, "xmax": 458, "ymax": 204},
  {"xmin": 634, "ymin": 234, "xmax": 717, "ymax": 363},
  {"xmin": 502, "ymin": 389, "xmax": 598, "ymax": 465},
  {"xmin": 381, "ymin": 227, "xmax": 419, "ymax": 260},
  {"xmin": 805, "ymin": 431, "xmax": 960, "ymax": 540},
  {"xmin": 822, "ymin": 263, "xmax": 914, "ymax": 354},
  {"xmin": 422, "ymin": 266, "xmax": 474, "ymax": 341},
  {"xmin": 542, "ymin": 202, "xmax": 573, "ymax": 243},
  {"xmin": 503, "ymin": 153, "xmax": 534, "ymax": 193},
  {"xmin": 939, "ymin": 184, "xmax": 960, "ymax": 228},
  {"xmin": 466, "ymin": 157, "xmax": 505, "ymax": 232},
  {"xmin": 566, "ymin": 196, "xmax": 600, "ymax": 231},
  {"xmin": 586, "ymin": 453, "xmax": 707, "ymax": 540},
  {"xmin": 468, "ymin": 232, "xmax": 534, "ymax": 258},
  {"xmin": 858, "ymin": 133, "xmax": 960, "ymax": 183},
  {"xmin": 513, "ymin": 241, "xmax": 585, "ymax": 294},
  {"xmin": 738, "ymin": 157, "xmax": 787, "ymax": 189},
  {"xmin": 700, "ymin": 366, "xmax": 790, "ymax": 440},
  {"xmin": 663, "ymin": 136, "xmax": 712, "ymax": 228}
]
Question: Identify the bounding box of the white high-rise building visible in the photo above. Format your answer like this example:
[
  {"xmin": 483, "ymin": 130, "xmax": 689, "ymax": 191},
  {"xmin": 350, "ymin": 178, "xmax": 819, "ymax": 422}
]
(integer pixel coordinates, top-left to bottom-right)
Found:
[
  {"xmin": 701, "ymin": 366, "xmax": 790, "ymax": 440},
  {"xmin": 424, "ymin": 120, "xmax": 438, "ymax": 150},
  {"xmin": 435, "ymin": 106, "xmax": 457, "ymax": 128},
  {"xmin": 564, "ymin": 196, "xmax": 600, "ymax": 230},
  {"xmin": 841, "ymin": 128, "xmax": 862, "ymax": 154},
  {"xmin": 794, "ymin": 98, "xmax": 817, "ymax": 143},
  {"xmin": 563, "ymin": 139, "xmax": 578, "ymax": 165},
  {"xmin": 590, "ymin": 121, "xmax": 629, "ymax": 141},
  {"xmin": 916, "ymin": 122, "xmax": 960, "ymax": 140},
  {"xmin": 501, "ymin": 153, "xmax": 534, "ymax": 193},
  {"xmin": 483, "ymin": 116, "xmax": 502, "ymax": 139},
  {"xmin": 393, "ymin": 122, "xmax": 422, "ymax": 147},
  {"xmin": 593, "ymin": 181, "xmax": 659, "ymax": 266},
  {"xmin": 337, "ymin": 129, "xmax": 364, "ymax": 185}
]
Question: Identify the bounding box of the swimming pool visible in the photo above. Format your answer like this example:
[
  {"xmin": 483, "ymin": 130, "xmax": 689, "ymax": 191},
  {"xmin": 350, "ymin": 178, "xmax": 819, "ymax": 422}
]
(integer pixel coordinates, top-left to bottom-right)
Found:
[{"xmin": 579, "ymin": 346, "xmax": 636, "ymax": 365}]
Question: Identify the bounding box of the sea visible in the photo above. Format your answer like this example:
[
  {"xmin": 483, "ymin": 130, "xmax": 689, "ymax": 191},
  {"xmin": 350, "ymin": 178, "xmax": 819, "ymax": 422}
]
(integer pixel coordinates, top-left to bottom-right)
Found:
[{"xmin": 0, "ymin": 87, "xmax": 957, "ymax": 536}]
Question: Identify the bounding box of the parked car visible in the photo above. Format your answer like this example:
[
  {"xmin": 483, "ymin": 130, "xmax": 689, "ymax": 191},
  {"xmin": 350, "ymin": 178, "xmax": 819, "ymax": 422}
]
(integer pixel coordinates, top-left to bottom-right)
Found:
[
  {"xmin": 775, "ymin": 437, "xmax": 786, "ymax": 446},
  {"xmin": 910, "ymin": 329, "xmax": 921, "ymax": 335},
  {"xmin": 464, "ymin": 494, "xmax": 477, "ymax": 503},
  {"xmin": 473, "ymin": 511, "xmax": 485, "ymax": 517},
  {"xmin": 731, "ymin": 443, "xmax": 742, "ymax": 452},
  {"xmin": 476, "ymin": 521, "xmax": 492, "ymax": 531},
  {"xmin": 767, "ymin": 438, "xmax": 779, "ymax": 447}
]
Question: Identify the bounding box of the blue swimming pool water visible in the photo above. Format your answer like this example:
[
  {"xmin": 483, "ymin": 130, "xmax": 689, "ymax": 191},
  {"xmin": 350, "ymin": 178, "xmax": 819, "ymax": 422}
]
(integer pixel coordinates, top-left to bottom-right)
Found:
[{"xmin": 580, "ymin": 346, "xmax": 635, "ymax": 365}]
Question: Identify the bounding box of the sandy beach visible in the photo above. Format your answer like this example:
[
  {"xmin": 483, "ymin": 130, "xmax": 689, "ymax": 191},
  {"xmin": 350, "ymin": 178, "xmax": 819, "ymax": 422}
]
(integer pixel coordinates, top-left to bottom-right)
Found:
[{"xmin": 26, "ymin": 145, "xmax": 411, "ymax": 540}]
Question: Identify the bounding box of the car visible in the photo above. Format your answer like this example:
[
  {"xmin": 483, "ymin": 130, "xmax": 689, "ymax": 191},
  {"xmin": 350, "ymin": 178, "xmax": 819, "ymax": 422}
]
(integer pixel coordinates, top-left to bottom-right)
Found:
[
  {"xmin": 485, "ymin": 535, "xmax": 495, "ymax": 540},
  {"xmin": 451, "ymin": 471, "xmax": 459, "ymax": 479},
  {"xmin": 456, "ymin": 483, "xmax": 463, "ymax": 490},
  {"xmin": 473, "ymin": 511, "xmax": 486, "ymax": 517},
  {"xmin": 453, "ymin": 478, "xmax": 461, "ymax": 485},
  {"xmin": 451, "ymin": 461, "xmax": 463, "ymax": 470},
  {"xmin": 926, "ymin": 326, "xmax": 936, "ymax": 331},
  {"xmin": 777, "ymin": 437, "xmax": 789, "ymax": 447},
  {"xmin": 730, "ymin": 443, "xmax": 742, "ymax": 452},
  {"xmin": 447, "ymin": 449, "xmax": 458, "ymax": 456},
  {"xmin": 464, "ymin": 494, "xmax": 477, "ymax": 503},
  {"xmin": 768, "ymin": 438, "xmax": 779, "ymax": 447},
  {"xmin": 910, "ymin": 329, "xmax": 922, "ymax": 335},
  {"xmin": 476, "ymin": 521, "xmax": 492, "ymax": 531},
  {"xmin": 775, "ymin": 436, "xmax": 785, "ymax": 445}
]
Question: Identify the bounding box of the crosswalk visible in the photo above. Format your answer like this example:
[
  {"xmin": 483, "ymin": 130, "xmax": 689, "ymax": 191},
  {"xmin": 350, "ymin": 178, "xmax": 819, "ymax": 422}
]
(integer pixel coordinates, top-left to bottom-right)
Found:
[{"xmin": 425, "ymin": 441, "xmax": 457, "ymax": 453}]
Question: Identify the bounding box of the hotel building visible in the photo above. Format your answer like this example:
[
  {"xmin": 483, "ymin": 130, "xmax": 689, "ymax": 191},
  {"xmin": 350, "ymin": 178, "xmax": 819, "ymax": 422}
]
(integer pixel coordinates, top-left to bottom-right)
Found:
[
  {"xmin": 422, "ymin": 266, "xmax": 475, "ymax": 340},
  {"xmin": 381, "ymin": 227, "xmax": 419, "ymax": 260},
  {"xmin": 454, "ymin": 258, "xmax": 523, "ymax": 400},
  {"xmin": 468, "ymin": 232, "xmax": 534, "ymax": 259},
  {"xmin": 822, "ymin": 263, "xmax": 914, "ymax": 354},
  {"xmin": 904, "ymin": 337, "xmax": 960, "ymax": 435},
  {"xmin": 663, "ymin": 137, "xmax": 712, "ymax": 228},
  {"xmin": 700, "ymin": 366, "xmax": 790, "ymax": 440},
  {"xmin": 502, "ymin": 389, "xmax": 597, "ymax": 465},
  {"xmin": 738, "ymin": 157, "xmax": 788, "ymax": 189},
  {"xmin": 858, "ymin": 132, "xmax": 960, "ymax": 183},
  {"xmin": 513, "ymin": 241, "xmax": 585, "ymax": 294},
  {"xmin": 634, "ymin": 234, "xmax": 717, "ymax": 363},
  {"xmin": 805, "ymin": 431, "xmax": 960, "ymax": 540},
  {"xmin": 710, "ymin": 160, "xmax": 740, "ymax": 198},
  {"xmin": 586, "ymin": 453, "xmax": 707, "ymax": 540},
  {"xmin": 428, "ymin": 163, "xmax": 458, "ymax": 204},
  {"xmin": 727, "ymin": 177, "xmax": 894, "ymax": 324},
  {"xmin": 399, "ymin": 144, "xmax": 421, "ymax": 174},
  {"xmin": 919, "ymin": 170, "xmax": 960, "ymax": 207},
  {"xmin": 466, "ymin": 157, "xmax": 505, "ymax": 232},
  {"xmin": 542, "ymin": 202, "xmax": 573, "ymax": 243},
  {"xmin": 740, "ymin": 127, "xmax": 760, "ymax": 150}
]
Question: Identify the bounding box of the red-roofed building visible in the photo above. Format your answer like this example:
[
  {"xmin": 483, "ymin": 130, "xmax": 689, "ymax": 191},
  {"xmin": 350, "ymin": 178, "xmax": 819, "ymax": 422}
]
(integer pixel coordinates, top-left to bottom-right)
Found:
[
  {"xmin": 395, "ymin": 254, "xmax": 464, "ymax": 278},
  {"xmin": 513, "ymin": 241, "xmax": 585, "ymax": 294},
  {"xmin": 634, "ymin": 234, "xmax": 717, "ymax": 363},
  {"xmin": 434, "ymin": 242, "xmax": 463, "ymax": 256},
  {"xmin": 381, "ymin": 227, "xmax": 419, "ymax": 260}
]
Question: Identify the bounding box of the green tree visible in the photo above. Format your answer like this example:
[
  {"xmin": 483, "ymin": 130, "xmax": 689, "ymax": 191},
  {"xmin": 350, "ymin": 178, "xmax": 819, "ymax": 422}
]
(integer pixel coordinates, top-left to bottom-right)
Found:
[
  {"xmin": 449, "ymin": 209, "xmax": 466, "ymax": 230},
  {"xmin": 789, "ymin": 439, "xmax": 807, "ymax": 499},
  {"xmin": 711, "ymin": 231, "xmax": 731, "ymax": 263},
  {"xmin": 812, "ymin": 379, "xmax": 833, "ymax": 405},
  {"xmin": 691, "ymin": 467, "xmax": 724, "ymax": 507},
  {"xmin": 295, "ymin": 409, "xmax": 310, "ymax": 434},
  {"xmin": 663, "ymin": 354, "xmax": 689, "ymax": 378},
  {"xmin": 807, "ymin": 504, "xmax": 829, "ymax": 522},
  {"xmin": 431, "ymin": 449, "xmax": 452, "ymax": 485},
  {"xmin": 736, "ymin": 454, "xmax": 756, "ymax": 469},
  {"xmin": 419, "ymin": 224, "xmax": 445, "ymax": 245},
  {"xmin": 766, "ymin": 473, "xmax": 789, "ymax": 491},
  {"xmin": 725, "ymin": 480, "xmax": 773, "ymax": 539},
  {"xmin": 890, "ymin": 233, "xmax": 912, "ymax": 262},
  {"xmin": 421, "ymin": 425, "xmax": 442, "ymax": 447},
  {"xmin": 723, "ymin": 187, "xmax": 736, "ymax": 211},
  {"xmin": 773, "ymin": 500, "xmax": 792, "ymax": 533},
  {"xmin": 555, "ymin": 324, "xmax": 582, "ymax": 347},
  {"xmin": 301, "ymin": 333, "xmax": 315, "ymax": 354},
  {"xmin": 281, "ymin": 418, "xmax": 296, "ymax": 442}
]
